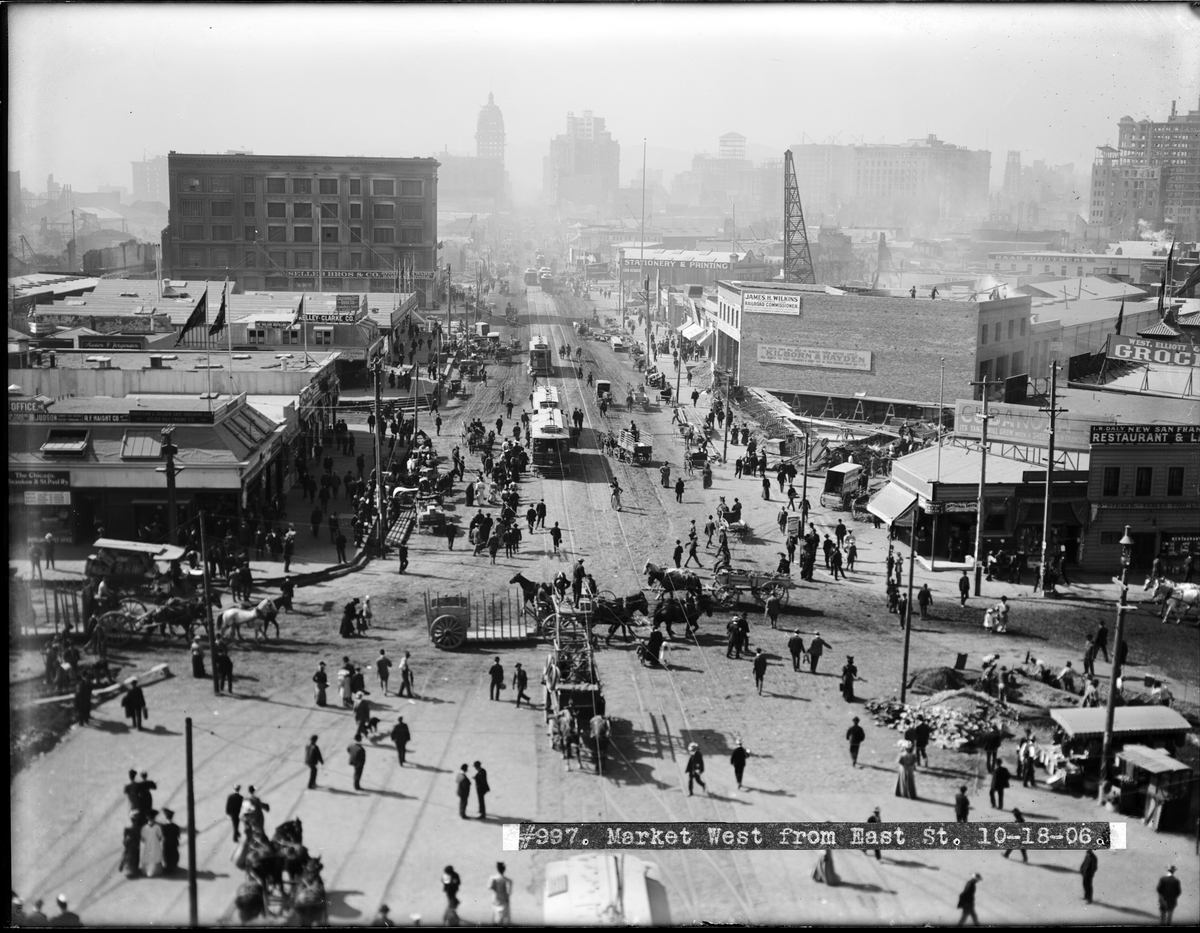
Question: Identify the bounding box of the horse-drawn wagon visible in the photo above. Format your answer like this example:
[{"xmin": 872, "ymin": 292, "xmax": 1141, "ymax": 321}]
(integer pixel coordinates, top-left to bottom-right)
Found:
[
  {"xmin": 820, "ymin": 462, "xmax": 867, "ymax": 510},
  {"xmin": 545, "ymin": 613, "xmax": 610, "ymax": 772},
  {"xmin": 616, "ymin": 429, "xmax": 652, "ymax": 464},
  {"xmin": 710, "ymin": 562, "xmax": 794, "ymax": 609}
]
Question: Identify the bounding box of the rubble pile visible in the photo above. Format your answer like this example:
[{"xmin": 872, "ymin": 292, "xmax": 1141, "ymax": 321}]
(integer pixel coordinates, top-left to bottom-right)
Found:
[
  {"xmin": 907, "ymin": 666, "xmax": 967, "ymax": 694},
  {"xmin": 864, "ymin": 689, "xmax": 1019, "ymax": 751}
]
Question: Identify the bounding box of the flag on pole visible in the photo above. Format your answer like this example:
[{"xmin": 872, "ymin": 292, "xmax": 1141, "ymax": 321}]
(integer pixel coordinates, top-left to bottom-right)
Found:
[
  {"xmin": 208, "ymin": 280, "xmax": 228, "ymax": 336},
  {"xmin": 291, "ymin": 292, "xmax": 306, "ymax": 328},
  {"xmin": 174, "ymin": 288, "xmax": 208, "ymax": 347},
  {"xmin": 1114, "ymin": 297, "xmax": 1124, "ymax": 336},
  {"xmin": 1157, "ymin": 240, "xmax": 1175, "ymax": 318}
]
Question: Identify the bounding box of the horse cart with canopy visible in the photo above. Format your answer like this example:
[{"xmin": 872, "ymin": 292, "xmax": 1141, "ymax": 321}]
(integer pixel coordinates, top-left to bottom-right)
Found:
[{"xmin": 820, "ymin": 462, "xmax": 867, "ymax": 510}]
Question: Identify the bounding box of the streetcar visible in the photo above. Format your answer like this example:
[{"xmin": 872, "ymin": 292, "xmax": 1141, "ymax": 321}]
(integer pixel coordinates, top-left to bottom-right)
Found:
[
  {"xmin": 524, "ymin": 268, "xmax": 539, "ymax": 286},
  {"xmin": 533, "ymin": 385, "xmax": 562, "ymax": 411},
  {"xmin": 529, "ymin": 336, "xmax": 553, "ymax": 377},
  {"xmin": 529, "ymin": 408, "xmax": 572, "ymax": 476}
]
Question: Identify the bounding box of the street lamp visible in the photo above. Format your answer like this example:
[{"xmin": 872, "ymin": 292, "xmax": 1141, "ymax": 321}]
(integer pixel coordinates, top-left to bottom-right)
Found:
[{"xmin": 1098, "ymin": 526, "xmax": 1136, "ymax": 800}]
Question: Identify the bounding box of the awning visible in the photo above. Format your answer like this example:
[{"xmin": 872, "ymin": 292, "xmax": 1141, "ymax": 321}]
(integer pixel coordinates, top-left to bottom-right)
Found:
[
  {"xmin": 681, "ymin": 322, "xmax": 705, "ymax": 341},
  {"xmin": 1050, "ymin": 706, "xmax": 1190, "ymax": 740},
  {"xmin": 1117, "ymin": 744, "xmax": 1192, "ymax": 775},
  {"xmin": 695, "ymin": 327, "xmax": 715, "ymax": 347},
  {"xmin": 866, "ymin": 482, "xmax": 918, "ymax": 525},
  {"xmin": 675, "ymin": 322, "xmax": 690, "ymax": 334}
]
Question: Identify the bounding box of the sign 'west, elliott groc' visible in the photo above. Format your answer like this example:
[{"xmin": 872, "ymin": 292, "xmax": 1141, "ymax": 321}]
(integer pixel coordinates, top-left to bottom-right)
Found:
[{"xmin": 1106, "ymin": 335, "xmax": 1199, "ymax": 368}]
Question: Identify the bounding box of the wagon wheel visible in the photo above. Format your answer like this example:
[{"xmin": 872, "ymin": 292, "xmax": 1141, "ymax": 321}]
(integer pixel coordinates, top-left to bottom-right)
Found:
[
  {"xmin": 760, "ymin": 582, "xmax": 790, "ymax": 607},
  {"xmin": 430, "ymin": 614, "xmax": 468, "ymax": 650},
  {"xmin": 119, "ymin": 596, "xmax": 147, "ymax": 617},
  {"xmin": 712, "ymin": 585, "xmax": 738, "ymax": 610},
  {"xmin": 98, "ymin": 610, "xmax": 136, "ymax": 648}
]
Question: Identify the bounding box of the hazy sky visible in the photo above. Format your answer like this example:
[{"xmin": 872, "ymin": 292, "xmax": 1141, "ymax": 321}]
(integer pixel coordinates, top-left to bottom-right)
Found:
[{"xmin": 10, "ymin": 3, "xmax": 1200, "ymax": 200}]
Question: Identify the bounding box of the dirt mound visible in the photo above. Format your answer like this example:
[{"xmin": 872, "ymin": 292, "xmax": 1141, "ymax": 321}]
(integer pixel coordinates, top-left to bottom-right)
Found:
[
  {"xmin": 865, "ymin": 689, "xmax": 1019, "ymax": 751},
  {"xmin": 907, "ymin": 666, "xmax": 966, "ymax": 694}
]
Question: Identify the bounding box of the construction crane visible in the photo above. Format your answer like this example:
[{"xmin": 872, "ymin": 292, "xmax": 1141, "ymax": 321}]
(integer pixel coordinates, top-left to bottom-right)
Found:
[{"xmin": 782, "ymin": 150, "xmax": 816, "ymax": 284}]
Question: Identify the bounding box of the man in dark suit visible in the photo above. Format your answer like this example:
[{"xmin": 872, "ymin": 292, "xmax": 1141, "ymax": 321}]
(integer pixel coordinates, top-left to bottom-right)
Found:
[
  {"xmin": 347, "ymin": 735, "xmax": 366, "ymax": 791},
  {"xmin": 954, "ymin": 786, "xmax": 971, "ymax": 823},
  {"xmin": 305, "ymin": 736, "xmax": 324, "ymax": 789},
  {"xmin": 957, "ymin": 873, "xmax": 981, "ymax": 925},
  {"xmin": 473, "ymin": 761, "xmax": 491, "ymax": 819},
  {"xmin": 863, "ymin": 806, "xmax": 881, "ymax": 860},
  {"xmin": 225, "ymin": 785, "xmax": 243, "ymax": 842},
  {"xmin": 456, "ymin": 764, "xmax": 472, "ymax": 819}
]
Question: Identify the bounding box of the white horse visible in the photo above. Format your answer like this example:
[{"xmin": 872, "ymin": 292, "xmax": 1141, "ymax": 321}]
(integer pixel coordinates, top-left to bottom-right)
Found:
[
  {"xmin": 219, "ymin": 597, "xmax": 280, "ymax": 641},
  {"xmin": 1143, "ymin": 577, "xmax": 1200, "ymax": 624}
]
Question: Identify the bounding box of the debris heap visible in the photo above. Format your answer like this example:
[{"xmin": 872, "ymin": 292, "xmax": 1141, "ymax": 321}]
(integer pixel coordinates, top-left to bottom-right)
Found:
[{"xmin": 864, "ymin": 689, "xmax": 1019, "ymax": 751}]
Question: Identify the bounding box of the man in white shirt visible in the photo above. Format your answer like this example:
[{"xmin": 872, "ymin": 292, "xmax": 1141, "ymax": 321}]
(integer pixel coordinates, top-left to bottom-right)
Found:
[{"xmin": 488, "ymin": 862, "xmax": 513, "ymax": 925}]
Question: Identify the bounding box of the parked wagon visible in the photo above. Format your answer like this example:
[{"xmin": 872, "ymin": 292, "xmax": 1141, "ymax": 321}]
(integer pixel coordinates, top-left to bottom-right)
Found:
[
  {"xmin": 425, "ymin": 591, "xmax": 531, "ymax": 650},
  {"xmin": 820, "ymin": 462, "xmax": 867, "ymax": 510}
]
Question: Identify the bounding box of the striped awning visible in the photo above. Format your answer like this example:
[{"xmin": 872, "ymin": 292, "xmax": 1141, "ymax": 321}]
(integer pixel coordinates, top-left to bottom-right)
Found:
[
  {"xmin": 866, "ymin": 482, "xmax": 917, "ymax": 525},
  {"xmin": 681, "ymin": 321, "xmax": 705, "ymax": 341},
  {"xmin": 695, "ymin": 327, "xmax": 715, "ymax": 347}
]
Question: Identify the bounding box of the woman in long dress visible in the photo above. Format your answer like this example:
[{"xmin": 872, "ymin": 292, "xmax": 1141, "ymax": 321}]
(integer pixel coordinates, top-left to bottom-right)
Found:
[
  {"xmin": 119, "ymin": 813, "xmax": 142, "ymax": 879},
  {"xmin": 895, "ymin": 743, "xmax": 919, "ymax": 799},
  {"xmin": 140, "ymin": 811, "xmax": 165, "ymax": 878},
  {"xmin": 811, "ymin": 847, "xmax": 840, "ymax": 886}
]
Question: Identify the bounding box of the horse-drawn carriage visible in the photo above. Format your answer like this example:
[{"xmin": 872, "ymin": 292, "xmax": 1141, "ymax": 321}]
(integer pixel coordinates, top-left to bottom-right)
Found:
[
  {"xmin": 1143, "ymin": 577, "xmax": 1199, "ymax": 624},
  {"xmin": 234, "ymin": 817, "xmax": 328, "ymax": 926},
  {"xmin": 86, "ymin": 538, "xmax": 197, "ymax": 607},
  {"xmin": 820, "ymin": 462, "xmax": 868, "ymax": 511},
  {"xmin": 545, "ymin": 614, "xmax": 610, "ymax": 772}
]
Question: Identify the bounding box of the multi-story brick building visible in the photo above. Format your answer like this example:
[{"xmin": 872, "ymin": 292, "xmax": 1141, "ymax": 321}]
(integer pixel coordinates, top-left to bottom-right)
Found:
[{"xmin": 163, "ymin": 152, "xmax": 439, "ymax": 307}]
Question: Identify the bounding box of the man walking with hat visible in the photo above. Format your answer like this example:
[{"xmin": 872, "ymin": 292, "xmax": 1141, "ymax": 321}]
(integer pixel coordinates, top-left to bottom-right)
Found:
[
  {"xmin": 685, "ymin": 742, "xmax": 707, "ymax": 796},
  {"xmin": 846, "ymin": 717, "xmax": 865, "ymax": 767},
  {"xmin": 808, "ymin": 632, "xmax": 829, "ymax": 674},
  {"xmin": 956, "ymin": 873, "xmax": 982, "ymax": 925},
  {"xmin": 305, "ymin": 735, "xmax": 324, "ymax": 789}
]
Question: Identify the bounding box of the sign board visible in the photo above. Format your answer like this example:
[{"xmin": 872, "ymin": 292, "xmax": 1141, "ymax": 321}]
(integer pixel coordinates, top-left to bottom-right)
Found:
[
  {"xmin": 756, "ymin": 344, "xmax": 872, "ymax": 372},
  {"xmin": 24, "ymin": 490, "xmax": 71, "ymax": 506},
  {"xmin": 743, "ymin": 292, "xmax": 802, "ymax": 316},
  {"xmin": 302, "ymin": 310, "xmax": 364, "ymax": 324},
  {"xmin": 284, "ymin": 269, "xmax": 433, "ymax": 281},
  {"xmin": 78, "ymin": 336, "xmax": 146, "ymax": 350},
  {"xmin": 8, "ymin": 470, "xmax": 71, "ymax": 489},
  {"xmin": 1088, "ymin": 424, "xmax": 1200, "ymax": 446},
  {"xmin": 1106, "ymin": 334, "xmax": 1200, "ymax": 368},
  {"xmin": 954, "ymin": 399, "xmax": 1108, "ymax": 452},
  {"xmin": 34, "ymin": 312, "xmax": 172, "ymax": 335},
  {"xmin": 9, "ymin": 404, "xmax": 215, "ymax": 424},
  {"xmin": 335, "ymin": 295, "xmax": 363, "ymax": 314},
  {"xmin": 624, "ymin": 257, "xmax": 735, "ymax": 270}
]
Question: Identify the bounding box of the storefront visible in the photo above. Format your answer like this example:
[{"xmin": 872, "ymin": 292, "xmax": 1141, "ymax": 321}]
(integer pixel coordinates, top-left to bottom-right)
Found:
[{"xmin": 8, "ymin": 393, "xmax": 281, "ymax": 546}]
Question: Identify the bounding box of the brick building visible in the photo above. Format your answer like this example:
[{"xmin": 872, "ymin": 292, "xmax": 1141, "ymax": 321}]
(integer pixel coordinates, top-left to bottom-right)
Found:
[{"xmin": 162, "ymin": 152, "xmax": 439, "ymax": 307}]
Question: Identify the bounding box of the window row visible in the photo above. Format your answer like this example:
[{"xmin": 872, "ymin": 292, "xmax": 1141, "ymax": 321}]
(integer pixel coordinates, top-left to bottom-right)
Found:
[
  {"xmin": 256, "ymin": 276, "xmax": 408, "ymax": 294},
  {"xmin": 180, "ymin": 224, "xmax": 425, "ymax": 244},
  {"xmin": 178, "ymin": 247, "xmax": 418, "ymax": 272},
  {"xmin": 1100, "ymin": 465, "xmax": 1187, "ymax": 497},
  {"xmin": 245, "ymin": 327, "xmax": 335, "ymax": 346},
  {"xmin": 184, "ymin": 200, "xmax": 425, "ymax": 221},
  {"xmin": 979, "ymin": 317, "xmax": 1027, "ymax": 346},
  {"xmin": 179, "ymin": 175, "xmax": 424, "ymax": 197}
]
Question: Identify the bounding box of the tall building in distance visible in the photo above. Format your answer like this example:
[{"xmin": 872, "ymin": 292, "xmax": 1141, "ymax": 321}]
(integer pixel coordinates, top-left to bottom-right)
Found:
[
  {"xmin": 543, "ymin": 110, "xmax": 620, "ymax": 214},
  {"xmin": 162, "ymin": 152, "xmax": 439, "ymax": 306},
  {"xmin": 785, "ymin": 134, "xmax": 990, "ymax": 234},
  {"xmin": 1089, "ymin": 99, "xmax": 1200, "ymax": 240},
  {"xmin": 475, "ymin": 92, "xmax": 505, "ymax": 166},
  {"xmin": 131, "ymin": 155, "xmax": 170, "ymax": 205}
]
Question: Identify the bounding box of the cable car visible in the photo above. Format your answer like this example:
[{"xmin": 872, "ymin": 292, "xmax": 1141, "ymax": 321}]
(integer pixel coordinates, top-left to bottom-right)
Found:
[
  {"xmin": 529, "ymin": 408, "xmax": 571, "ymax": 476},
  {"xmin": 533, "ymin": 386, "xmax": 561, "ymax": 411},
  {"xmin": 529, "ymin": 336, "xmax": 553, "ymax": 376}
]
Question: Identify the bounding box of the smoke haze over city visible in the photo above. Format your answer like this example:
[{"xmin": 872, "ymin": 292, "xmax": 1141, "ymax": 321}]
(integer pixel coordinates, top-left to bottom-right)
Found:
[{"xmin": 10, "ymin": 3, "xmax": 1199, "ymax": 199}]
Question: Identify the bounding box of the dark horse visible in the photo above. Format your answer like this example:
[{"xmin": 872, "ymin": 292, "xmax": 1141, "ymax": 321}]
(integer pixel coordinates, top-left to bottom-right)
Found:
[
  {"xmin": 510, "ymin": 573, "xmax": 544, "ymax": 606},
  {"xmin": 644, "ymin": 560, "xmax": 703, "ymax": 598},
  {"xmin": 653, "ymin": 591, "xmax": 713, "ymax": 638},
  {"xmin": 595, "ymin": 591, "xmax": 650, "ymax": 644}
]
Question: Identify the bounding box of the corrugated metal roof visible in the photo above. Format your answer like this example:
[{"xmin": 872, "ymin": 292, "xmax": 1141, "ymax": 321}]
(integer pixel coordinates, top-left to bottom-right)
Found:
[
  {"xmin": 121, "ymin": 429, "xmax": 163, "ymax": 460},
  {"xmin": 1117, "ymin": 744, "xmax": 1192, "ymax": 775},
  {"xmin": 1137, "ymin": 320, "xmax": 1181, "ymax": 338},
  {"xmin": 1050, "ymin": 706, "xmax": 1190, "ymax": 739}
]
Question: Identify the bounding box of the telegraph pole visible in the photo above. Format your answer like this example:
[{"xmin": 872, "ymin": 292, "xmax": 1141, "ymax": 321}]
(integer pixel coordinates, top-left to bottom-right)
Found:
[
  {"xmin": 185, "ymin": 717, "xmax": 198, "ymax": 926},
  {"xmin": 157, "ymin": 425, "xmax": 181, "ymax": 546},
  {"xmin": 1039, "ymin": 361, "xmax": 1066, "ymax": 597},
  {"xmin": 197, "ymin": 512, "xmax": 221, "ymax": 695},
  {"xmin": 1098, "ymin": 526, "xmax": 1136, "ymax": 800},
  {"xmin": 372, "ymin": 356, "xmax": 387, "ymax": 556},
  {"xmin": 968, "ymin": 377, "xmax": 992, "ymax": 596},
  {"xmin": 899, "ymin": 506, "xmax": 919, "ymax": 703}
]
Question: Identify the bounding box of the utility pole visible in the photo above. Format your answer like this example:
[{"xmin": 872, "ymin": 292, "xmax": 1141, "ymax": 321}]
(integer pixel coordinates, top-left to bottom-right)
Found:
[
  {"xmin": 1039, "ymin": 360, "xmax": 1066, "ymax": 597},
  {"xmin": 720, "ymin": 368, "xmax": 731, "ymax": 463},
  {"xmin": 968, "ymin": 377, "xmax": 992, "ymax": 596},
  {"xmin": 185, "ymin": 717, "xmax": 198, "ymax": 926},
  {"xmin": 197, "ymin": 512, "xmax": 220, "ymax": 695},
  {"xmin": 930, "ymin": 358, "xmax": 945, "ymax": 572},
  {"xmin": 372, "ymin": 356, "xmax": 387, "ymax": 556},
  {"xmin": 800, "ymin": 431, "xmax": 809, "ymax": 522},
  {"xmin": 899, "ymin": 506, "xmax": 918, "ymax": 703},
  {"xmin": 1098, "ymin": 527, "xmax": 1136, "ymax": 800},
  {"xmin": 157, "ymin": 425, "xmax": 181, "ymax": 546}
]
